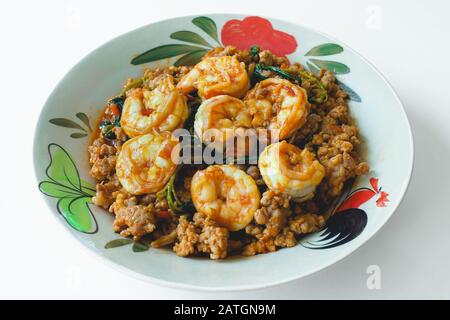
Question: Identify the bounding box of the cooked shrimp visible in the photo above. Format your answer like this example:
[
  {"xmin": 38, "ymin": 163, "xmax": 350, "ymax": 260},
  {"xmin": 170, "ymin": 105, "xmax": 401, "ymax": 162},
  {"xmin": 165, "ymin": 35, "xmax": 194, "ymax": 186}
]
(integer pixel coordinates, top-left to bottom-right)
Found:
[
  {"xmin": 194, "ymin": 95, "xmax": 254, "ymax": 156},
  {"xmin": 191, "ymin": 165, "xmax": 260, "ymax": 231},
  {"xmin": 258, "ymin": 141, "xmax": 325, "ymax": 201},
  {"xmin": 120, "ymin": 75, "xmax": 188, "ymax": 137},
  {"xmin": 116, "ymin": 131, "xmax": 179, "ymax": 195},
  {"xmin": 244, "ymin": 78, "xmax": 309, "ymax": 140},
  {"xmin": 177, "ymin": 56, "xmax": 250, "ymax": 99}
]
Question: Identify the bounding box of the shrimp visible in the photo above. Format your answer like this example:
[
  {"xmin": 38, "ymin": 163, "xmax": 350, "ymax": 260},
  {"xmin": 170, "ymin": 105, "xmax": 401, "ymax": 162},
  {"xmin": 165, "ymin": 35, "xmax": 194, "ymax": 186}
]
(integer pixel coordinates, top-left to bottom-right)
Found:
[
  {"xmin": 258, "ymin": 141, "xmax": 325, "ymax": 201},
  {"xmin": 116, "ymin": 131, "xmax": 180, "ymax": 195},
  {"xmin": 244, "ymin": 78, "xmax": 309, "ymax": 140},
  {"xmin": 194, "ymin": 95, "xmax": 254, "ymax": 156},
  {"xmin": 120, "ymin": 75, "xmax": 188, "ymax": 137},
  {"xmin": 191, "ymin": 165, "xmax": 260, "ymax": 231},
  {"xmin": 177, "ymin": 56, "xmax": 250, "ymax": 99}
]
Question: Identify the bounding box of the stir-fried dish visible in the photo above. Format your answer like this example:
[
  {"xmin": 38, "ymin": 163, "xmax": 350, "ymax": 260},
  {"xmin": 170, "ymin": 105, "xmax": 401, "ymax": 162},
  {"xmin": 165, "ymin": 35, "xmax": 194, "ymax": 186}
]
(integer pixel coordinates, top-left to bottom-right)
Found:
[{"xmin": 88, "ymin": 46, "xmax": 369, "ymax": 259}]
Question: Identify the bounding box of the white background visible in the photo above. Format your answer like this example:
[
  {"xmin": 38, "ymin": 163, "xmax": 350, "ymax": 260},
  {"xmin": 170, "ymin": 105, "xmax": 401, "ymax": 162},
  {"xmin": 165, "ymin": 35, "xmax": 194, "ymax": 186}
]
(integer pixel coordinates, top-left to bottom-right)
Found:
[{"xmin": 1, "ymin": 0, "xmax": 450, "ymax": 299}]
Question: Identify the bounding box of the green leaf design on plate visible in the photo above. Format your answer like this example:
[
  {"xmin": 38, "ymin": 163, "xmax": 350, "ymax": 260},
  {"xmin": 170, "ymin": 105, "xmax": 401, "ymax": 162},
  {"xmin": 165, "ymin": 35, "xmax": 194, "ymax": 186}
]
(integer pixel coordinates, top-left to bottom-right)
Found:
[
  {"xmin": 192, "ymin": 16, "xmax": 220, "ymax": 44},
  {"xmin": 57, "ymin": 197, "xmax": 96, "ymax": 233},
  {"xmin": 170, "ymin": 31, "xmax": 212, "ymax": 47},
  {"xmin": 309, "ymin": 59, "xmax": 350, "ymax": 74},
  {"xmin": 306, "ymin": 61, "xmax": 321, "ymax": 75},
  {"xmin": 105, "ymin": 238, "xmax": 133, "ymax": 249},
  {"xmin": 174, "ymin": 49, "xmax": 209, "ymax": 66},
  {"xmin": 70, "ymin": 132, "xmax": 88, "ymax": 139},
  {"xmin": 81, "ymin": 180, "xmax": 96, "ymax": 194},
  {"xmin": 49, "ymin": 118, "xmax": 87, "ymax": 132},
  {"xmin": 305, "ymin": 43, "xmax": 344, "ymax": 56},
  {"xmin": 336, "ymin": 80, "xmax": 362, "ymax": 102},
  {"xmin": 45, "ymin": 143, "xmax": 86, "ymax": 191},
  {"xmin": 49, "ymin": 114, "xmax": 91, "ymax": 139},
  {"xmin": 75, "ymin": 112, "xmax": 92, "ymax": 132},
  {"xmin": 38, "ymin": 143, "xmax": 97, "ymax": 233},
  {"xmin": 131, "ymin": 44, "xmax": 203, "ymax": 65},
  {"xmin": 132, "ymin": 242, "xmax": 150, "ymax": 252},
  {"xmin": 39, "ymin": 181, "xmax": 83, "ymax": 198}
]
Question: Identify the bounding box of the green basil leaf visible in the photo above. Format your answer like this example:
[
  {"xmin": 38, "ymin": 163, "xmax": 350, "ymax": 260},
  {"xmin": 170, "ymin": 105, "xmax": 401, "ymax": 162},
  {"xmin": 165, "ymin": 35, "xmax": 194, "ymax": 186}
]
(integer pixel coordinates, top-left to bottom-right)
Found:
[
  {"xmin": 121, "ymin": 77, "xmax": 144, "ymax": 95},
  {"xmin": 250, "ymin": 45, "xmax": 260, "ymax": 58}
]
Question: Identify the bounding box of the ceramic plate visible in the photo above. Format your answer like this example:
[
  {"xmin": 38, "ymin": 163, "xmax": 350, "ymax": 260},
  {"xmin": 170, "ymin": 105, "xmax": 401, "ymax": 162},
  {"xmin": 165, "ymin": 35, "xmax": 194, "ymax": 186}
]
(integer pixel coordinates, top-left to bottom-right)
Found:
[{"xmin": 33, "ymin": 14, "xmax": 413, "ymax": 291}]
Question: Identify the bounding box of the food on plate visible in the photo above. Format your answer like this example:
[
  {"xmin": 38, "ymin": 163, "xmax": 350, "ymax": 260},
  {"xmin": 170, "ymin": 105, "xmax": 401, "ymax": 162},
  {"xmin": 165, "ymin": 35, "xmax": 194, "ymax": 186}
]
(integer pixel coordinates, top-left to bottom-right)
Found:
[
  {"xmin": 258, "ymin": 141, "xmax": 325, "ymax": 200},
  {"xmin": 191, "ymin": 165, "xmax": 260, "ymax": 231},
  {"xmin": 194, "ymin": 95, "xmax": 253, "ymax": 156},
  {"xmin": 177, "ymin": 55, "xmax": 250, "ymax": 99},
  {"xmin": 88, "ymin": 45, "xmax": 369, "ymax": 259},
  {"xmin": 120, "ymin": 75, "xmax": 188, "ymax": 137},
  {"xmin": 244, "ymin": 77, "xmax": 309, "ymax": 140},
  {"xmin": 116, "ymin": 131, "xmax": 180, "ymax": 195}
]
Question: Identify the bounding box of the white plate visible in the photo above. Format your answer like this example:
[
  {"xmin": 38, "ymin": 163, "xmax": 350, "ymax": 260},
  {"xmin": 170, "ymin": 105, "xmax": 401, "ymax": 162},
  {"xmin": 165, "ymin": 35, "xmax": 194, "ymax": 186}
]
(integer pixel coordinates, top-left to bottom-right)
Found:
[{"xmin": 33, "ymin": 14, "xmax": 413, "ymax": 291}]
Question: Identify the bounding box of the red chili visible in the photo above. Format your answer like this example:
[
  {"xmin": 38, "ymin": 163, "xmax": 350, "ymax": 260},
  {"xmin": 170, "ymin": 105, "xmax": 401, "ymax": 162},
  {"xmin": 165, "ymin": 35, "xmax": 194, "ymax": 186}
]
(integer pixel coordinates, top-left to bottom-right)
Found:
[
  {"xmin": 141, "ymin": 108, "xmax": 153, "ymax": 116},
  {"xmin": 110, "ymin": 104, "xmax": 120, "ymax": 117},
  {"xmin": 155, "ymin": 210, "xmax": 171, "ymax": 220}
]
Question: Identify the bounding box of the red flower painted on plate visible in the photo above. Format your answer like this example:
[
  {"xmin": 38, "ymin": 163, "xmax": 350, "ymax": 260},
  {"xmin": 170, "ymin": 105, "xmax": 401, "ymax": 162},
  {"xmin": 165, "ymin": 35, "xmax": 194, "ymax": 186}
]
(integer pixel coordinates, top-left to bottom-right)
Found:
[
  {"xmin": 221, "ymin": 16, "xmax": 298, "ymax": 56},
  {"xmin": 376, "ymin": 191, "xmax": 389, "ymax": 207}
]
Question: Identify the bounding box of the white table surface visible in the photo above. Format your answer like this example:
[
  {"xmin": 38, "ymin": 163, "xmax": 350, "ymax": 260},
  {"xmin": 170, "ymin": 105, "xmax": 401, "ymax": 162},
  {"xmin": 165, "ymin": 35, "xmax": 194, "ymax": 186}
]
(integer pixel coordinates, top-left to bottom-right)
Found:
[{"xmin": 1, "ymin": 0, "xmax": 449, "ymax": 299}]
